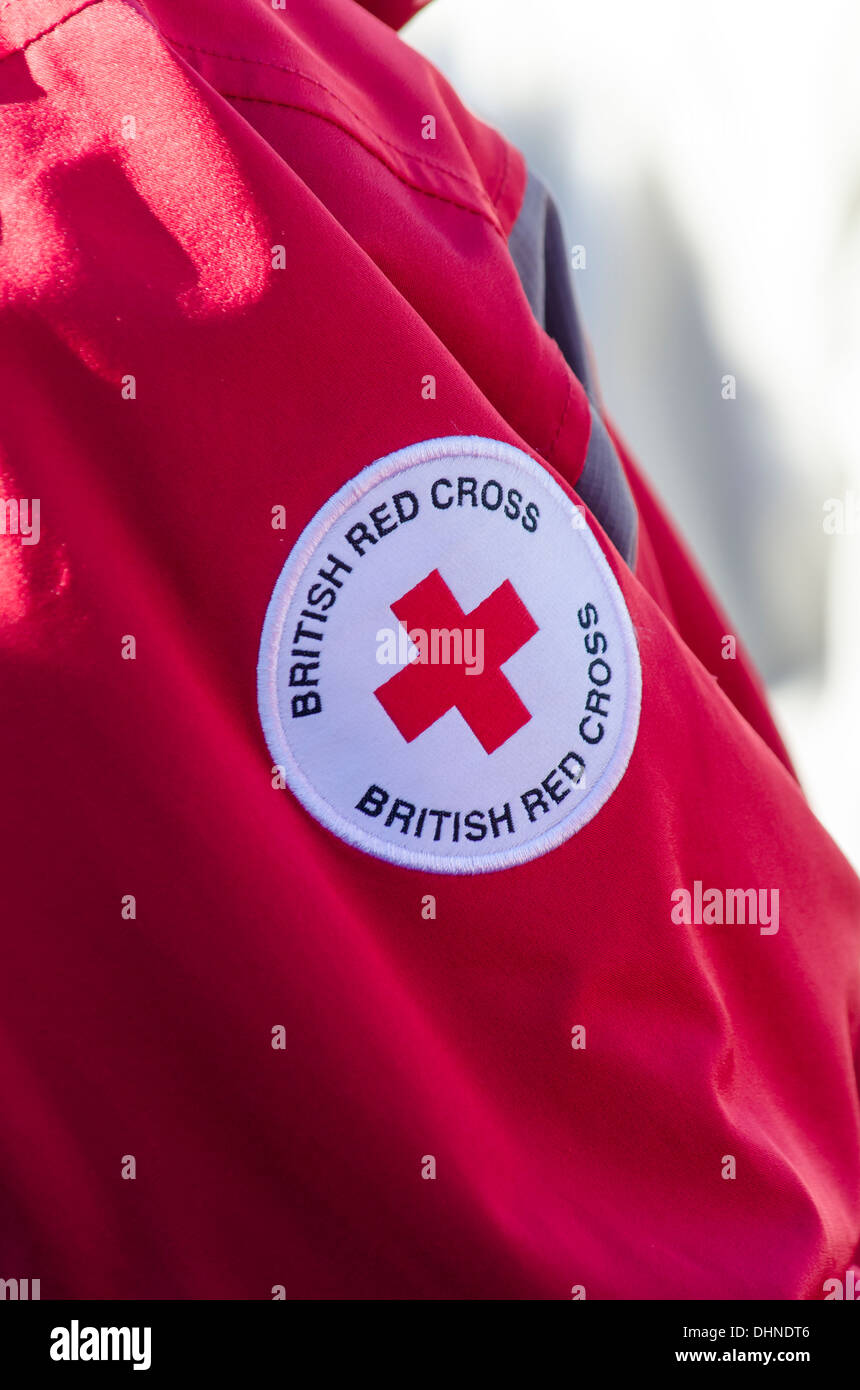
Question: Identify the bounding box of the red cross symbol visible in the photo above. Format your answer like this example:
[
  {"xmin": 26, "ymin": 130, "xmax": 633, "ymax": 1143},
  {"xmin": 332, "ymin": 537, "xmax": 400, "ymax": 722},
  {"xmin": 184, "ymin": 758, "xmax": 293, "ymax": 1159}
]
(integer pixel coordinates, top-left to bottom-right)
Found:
[{"xmin": 374, "ymin": 568, "xmax": 539, "ymax": 754}]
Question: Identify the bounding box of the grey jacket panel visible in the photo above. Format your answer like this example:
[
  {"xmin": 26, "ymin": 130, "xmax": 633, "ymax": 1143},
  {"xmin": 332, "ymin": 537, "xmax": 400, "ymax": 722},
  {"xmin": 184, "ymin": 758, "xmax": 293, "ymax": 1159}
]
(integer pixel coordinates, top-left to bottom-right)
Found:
[{"xmin": 508, "ymin": 169, "xmax": 638, "ymax": 567}]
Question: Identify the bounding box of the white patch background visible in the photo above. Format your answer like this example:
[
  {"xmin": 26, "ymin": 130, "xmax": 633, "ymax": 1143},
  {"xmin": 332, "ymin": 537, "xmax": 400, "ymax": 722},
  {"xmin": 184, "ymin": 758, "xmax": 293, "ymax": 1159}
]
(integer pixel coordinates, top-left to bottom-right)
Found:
[{"xmin": 258, "ymin": 437, "xmax": 641, "ymax": 872}]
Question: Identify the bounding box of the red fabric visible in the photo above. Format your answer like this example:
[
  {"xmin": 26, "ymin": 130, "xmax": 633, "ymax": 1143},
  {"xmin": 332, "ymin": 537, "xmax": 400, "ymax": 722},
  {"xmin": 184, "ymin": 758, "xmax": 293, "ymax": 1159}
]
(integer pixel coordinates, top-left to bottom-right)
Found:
[
  {"xmin": 357, "ymin": 0, "xmax": 433, "ymax": 29},
  {"xmin": 1, "ymin": 0, "xmax": 858, "ymax": 1299}
]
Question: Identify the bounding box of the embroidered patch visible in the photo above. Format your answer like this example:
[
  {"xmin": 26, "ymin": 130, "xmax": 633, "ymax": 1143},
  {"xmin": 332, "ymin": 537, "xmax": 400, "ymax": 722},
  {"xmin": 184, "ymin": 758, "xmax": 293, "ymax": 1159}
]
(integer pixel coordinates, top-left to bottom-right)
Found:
[{"xmin": 258, "ymin": 436, "xmax": 641, "ymax": 873}]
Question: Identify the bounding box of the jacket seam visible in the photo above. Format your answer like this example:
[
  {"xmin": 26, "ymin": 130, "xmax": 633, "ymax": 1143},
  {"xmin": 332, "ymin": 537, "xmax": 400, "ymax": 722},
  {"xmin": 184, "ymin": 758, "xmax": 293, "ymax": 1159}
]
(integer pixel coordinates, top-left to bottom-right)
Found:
[
  {"xmin": 223, "ymin": 89, "xmax": 506, "ymax": 237},
  {"xmin": 547, "ymin": 372, "xmax": 575, "ymax": 465},
  {"xmin": 0, "ymin": 0, "xmax": 103, "ymax": 59},
  {"xmin": 162, "ymin": 34, "xmax": 494, "ymax": 203},
  {"xmin": 491, "ymin": 134, "xmax": 511, "ymax": 211}
]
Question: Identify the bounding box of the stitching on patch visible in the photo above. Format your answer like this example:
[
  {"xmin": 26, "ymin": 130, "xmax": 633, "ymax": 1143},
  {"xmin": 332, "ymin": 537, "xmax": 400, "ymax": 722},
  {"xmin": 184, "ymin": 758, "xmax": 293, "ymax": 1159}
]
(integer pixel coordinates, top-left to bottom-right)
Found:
[{"xmin": 257, "ymin": 435, "xmax": 642, "ymax": 875}]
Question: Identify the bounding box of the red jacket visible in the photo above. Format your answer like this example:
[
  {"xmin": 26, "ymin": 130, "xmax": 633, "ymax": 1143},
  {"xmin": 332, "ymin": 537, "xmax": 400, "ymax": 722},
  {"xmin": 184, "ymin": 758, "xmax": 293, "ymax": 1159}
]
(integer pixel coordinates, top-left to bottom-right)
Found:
[{"xmin": 1, "ymin": 0, "xmax": 858, "ymax": 1298}]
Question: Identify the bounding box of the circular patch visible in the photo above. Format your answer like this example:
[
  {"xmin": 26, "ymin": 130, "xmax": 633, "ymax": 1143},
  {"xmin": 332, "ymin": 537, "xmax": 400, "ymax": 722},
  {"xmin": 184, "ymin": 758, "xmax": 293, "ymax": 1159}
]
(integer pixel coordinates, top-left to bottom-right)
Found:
[{"xmin": 258, "ymin": 436, "xmax": 641, "ymax": 873}]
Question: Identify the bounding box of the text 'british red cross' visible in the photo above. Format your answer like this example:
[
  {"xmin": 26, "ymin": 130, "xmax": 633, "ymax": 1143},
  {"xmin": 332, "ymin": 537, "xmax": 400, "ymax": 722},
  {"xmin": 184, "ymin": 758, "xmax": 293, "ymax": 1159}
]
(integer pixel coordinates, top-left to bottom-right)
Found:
[{"xmin": 374, "ymin": 569, "xmax": 539, "ymax": 753}]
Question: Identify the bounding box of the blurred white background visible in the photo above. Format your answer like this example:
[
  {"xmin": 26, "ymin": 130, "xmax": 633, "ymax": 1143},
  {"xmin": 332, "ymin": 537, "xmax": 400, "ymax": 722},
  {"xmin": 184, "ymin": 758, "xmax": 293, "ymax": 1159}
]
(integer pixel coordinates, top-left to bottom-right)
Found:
[{"xmin": 407, "ymin": 0, "xmax": 860, "ymax": 869}]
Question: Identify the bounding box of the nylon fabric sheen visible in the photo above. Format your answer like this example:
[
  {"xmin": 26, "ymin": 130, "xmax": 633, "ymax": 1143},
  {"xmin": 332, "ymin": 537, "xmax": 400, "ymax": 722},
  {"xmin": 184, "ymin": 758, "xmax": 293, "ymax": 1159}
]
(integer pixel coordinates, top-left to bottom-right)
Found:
[{"xmin": 0, "ymin": 0, "xmax": 859, "ymax": 1299}]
